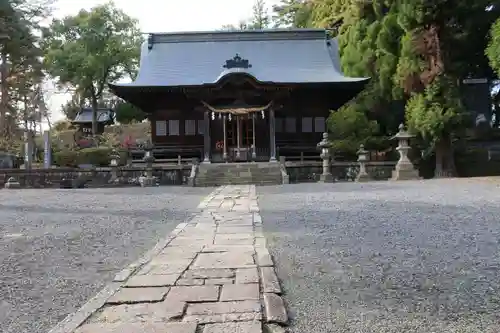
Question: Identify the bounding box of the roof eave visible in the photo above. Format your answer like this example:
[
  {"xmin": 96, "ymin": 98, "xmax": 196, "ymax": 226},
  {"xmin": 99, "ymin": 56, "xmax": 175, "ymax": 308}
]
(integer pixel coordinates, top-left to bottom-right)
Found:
[{"xmin": 109, "ymin": 77, "xmax": 370, "ymax": 90}]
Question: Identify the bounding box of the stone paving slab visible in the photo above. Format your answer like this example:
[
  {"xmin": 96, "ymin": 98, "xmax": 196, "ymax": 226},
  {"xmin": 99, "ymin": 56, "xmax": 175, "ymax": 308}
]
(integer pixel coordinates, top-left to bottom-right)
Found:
[
  {"xmin": 71, "ymin": 185, "xmax": 288, "ymax": 333},
  {"xmin": 74, "ymin": 322, "xmax": 197, "ymax": 333}
]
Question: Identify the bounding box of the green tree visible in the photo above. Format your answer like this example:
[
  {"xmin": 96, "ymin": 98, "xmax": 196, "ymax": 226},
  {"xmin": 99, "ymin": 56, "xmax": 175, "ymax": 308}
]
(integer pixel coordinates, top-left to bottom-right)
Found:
[
  {"xmin": 0, "ymin": 0, "xmax": 51, "ymax": 138},
  {"xmin": 249, "ymin": 0, "xmax": 270, "ymax": 29},
  {"xmin": 395, "ymin": 1, "xmax": 498, "ymax": 177},
  {"xmin": 60, "ymin": 92, "xmax": 85, "ymax": 120},
  {"xmin": 298, "ymin": 0, "xmax": 498, "ymax": 176},
  {"xmin": 327, "ymin": 107, "xmax": 380, "ymax": 155},
  {"xmin": 273, "ymin": 0, "xmax": 313, "ymax": 28},
  {"xmin": 487, "ymin": 17, "xmax": 500, "ymax": 77},
  {"xmin": 221, "ymin": 0, "xmax": 271, "ymax": 31},
  {"xmin": 114, "ymin": 101, "xmax": 146, "ymax": 124},
  {"xmin": 42, "ymin": 2, "xmax": 142, "ymax": 137},
  {"xmin": 221, "ymin": 21, "xmax": 249, "ymax": 31}
]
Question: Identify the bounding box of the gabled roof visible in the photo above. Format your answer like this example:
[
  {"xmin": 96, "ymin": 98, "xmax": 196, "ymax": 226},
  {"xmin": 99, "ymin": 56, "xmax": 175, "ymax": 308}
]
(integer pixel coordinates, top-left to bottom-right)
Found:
[
  {"xmin": 109, "ymin": 29, "xmax": 368, "ymax": 89},
  {"xmin": 72, "ymin": 108, "xmax": 114, "ymax": 124}
]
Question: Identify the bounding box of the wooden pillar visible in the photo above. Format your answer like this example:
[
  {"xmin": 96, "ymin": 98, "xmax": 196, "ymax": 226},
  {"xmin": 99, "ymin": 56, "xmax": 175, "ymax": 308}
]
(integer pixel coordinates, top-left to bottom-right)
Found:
[
  {"xmin": 236, "ymin": 115, "xmax": 241, "ymax": 159},
  {"xmin": 223, "ymin": 114, "xmax": 228, "ymax": 162},
  {"xmin": 269, "ymin": 108, "xmax": 277, "ymax": 162},
  {"xmin": 252, "ymin": 113, "xmax": 256, "ymax": 160},
  {"xmin": 203, "ymin": 111, "xmax": 211, "ymax": 163}
]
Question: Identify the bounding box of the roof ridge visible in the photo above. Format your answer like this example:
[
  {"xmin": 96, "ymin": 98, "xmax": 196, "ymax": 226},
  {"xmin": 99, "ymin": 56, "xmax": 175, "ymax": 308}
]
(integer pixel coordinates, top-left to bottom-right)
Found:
[{"xmin": 149, "ymin": 29, "xmax": 327, "ymax": 44}]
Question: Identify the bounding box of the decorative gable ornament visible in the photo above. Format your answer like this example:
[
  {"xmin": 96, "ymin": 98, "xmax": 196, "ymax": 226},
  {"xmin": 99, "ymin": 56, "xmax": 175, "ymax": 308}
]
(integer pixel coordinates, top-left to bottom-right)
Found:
[{"xmin": 223, "ymin": 54, "xmax": 252, "ymax": 69}]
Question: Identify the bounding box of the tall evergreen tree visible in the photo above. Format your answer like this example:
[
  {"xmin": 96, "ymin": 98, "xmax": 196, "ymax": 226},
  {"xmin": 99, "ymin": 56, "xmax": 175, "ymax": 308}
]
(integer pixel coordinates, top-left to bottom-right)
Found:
[
  {"xmin": 273, "ymin": 0, "xmax": 313, "ymax": 28},
  {"xmin": 249, "ymin": 0, "xmax": 270, "ymax": 29},
  {"xmin": 396, "ymin": 1, "xmax": 498, "ymax": 176}
]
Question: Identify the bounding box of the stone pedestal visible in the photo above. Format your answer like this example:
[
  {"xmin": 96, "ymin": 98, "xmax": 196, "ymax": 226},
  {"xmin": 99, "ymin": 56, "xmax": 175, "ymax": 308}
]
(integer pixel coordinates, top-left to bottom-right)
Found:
[
  {"xmin": 4, "ymin": 177, "xmax": 20, "ymax": 189},
  {"xmin": 391, "ymin": 162, "xmax": 420, "ymax": 180},
  {"xmin": 319, "ymin": 173, "xmax": 333, "ymax": 183},
  {"xmin": 391, "ymin": 123, "xmax": 420, "ymax": 181},
  {"xmin": 139, "ymin": 176, "xmax": 156, "ymax": 187}
]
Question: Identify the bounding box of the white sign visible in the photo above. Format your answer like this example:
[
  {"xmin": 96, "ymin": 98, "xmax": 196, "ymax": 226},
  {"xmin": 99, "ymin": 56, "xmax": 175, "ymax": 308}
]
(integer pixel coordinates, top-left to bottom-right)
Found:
[
  {"xmin": 43, "ymin": 130, "xmax": 51, "ymax": 168},
  {"xmin": 24, "ymin": 131, "xmax": 32, "ymax": 170},
  {"xmin": 462, "ymin": 78, "xmax": 488, "ymax": 84}
]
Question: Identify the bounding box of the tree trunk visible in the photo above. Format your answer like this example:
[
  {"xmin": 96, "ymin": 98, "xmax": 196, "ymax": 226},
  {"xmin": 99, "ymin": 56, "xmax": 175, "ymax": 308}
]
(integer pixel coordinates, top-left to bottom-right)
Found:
[
  {"xmin": 23, "ymin": 95, "xmax": 29, "ymax": 131},
  {"xmin": 434, "ymin": 137, "xmax": 456, "ymax": 178},
  {"xmin": 1, "ymin": 48, "xmax": 8, "ymax": 137},
  {"xmin": 91, "ymin": 95, "xmax": 98, "ymax": 138}
]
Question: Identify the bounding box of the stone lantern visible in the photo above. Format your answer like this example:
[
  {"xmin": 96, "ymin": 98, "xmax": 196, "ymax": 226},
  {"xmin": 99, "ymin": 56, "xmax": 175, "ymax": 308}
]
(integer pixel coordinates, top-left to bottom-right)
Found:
[
  {"xmin": 356, "ymin": 144, "xmax": 371, "ymax": 182},
  {"xmin": 140, "ymin": 141, "xmax": 156, "ymax": 187},
  {"xmin": 317, "ymin": 132, "xmax": 333, "ymax": 183},
  {"xmin": 391, "ymin": 123, "xmax": 419, "ymax": 180},
  {"xmin": 109, "ymin": 149, "xmax": 120, "ymax": 182}
]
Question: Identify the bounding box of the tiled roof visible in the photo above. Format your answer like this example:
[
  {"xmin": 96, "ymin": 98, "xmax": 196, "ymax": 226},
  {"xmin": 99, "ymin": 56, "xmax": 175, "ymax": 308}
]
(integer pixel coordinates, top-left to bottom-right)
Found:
[
  {"xmin": 72, "ymin": 108, "xmax": 114, "ymax": 123},
  {"xmin": 109, "ymin": 29, "xmax": 368, "ymax": 88}
]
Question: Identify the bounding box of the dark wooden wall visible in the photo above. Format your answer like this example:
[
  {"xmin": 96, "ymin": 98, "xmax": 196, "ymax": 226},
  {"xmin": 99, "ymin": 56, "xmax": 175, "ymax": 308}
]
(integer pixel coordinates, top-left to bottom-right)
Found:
[
  {"xmin": 149, "ymin": 88, "xmax": 333, "ymax": 158},
  {"xmin": 275, "ymin": 93, "xmax": 330, "ymax": 150},
  {"xmin": 150, "ymin": 109, "xmax": 203, "ymax": 147}
]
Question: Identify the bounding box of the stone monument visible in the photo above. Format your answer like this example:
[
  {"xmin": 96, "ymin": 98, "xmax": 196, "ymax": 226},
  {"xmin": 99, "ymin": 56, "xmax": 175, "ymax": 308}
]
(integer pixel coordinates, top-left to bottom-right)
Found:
[
  {"xmin": 356, "ymin": 144, "xmax": 372, "ymax": 182},
  {"xmin": 317, "ymin": 132, "xmax": 333, "ymax": 183},
  {"xmin": 391, "ymin": 123, "xmax": 420, "ymax": 180}
]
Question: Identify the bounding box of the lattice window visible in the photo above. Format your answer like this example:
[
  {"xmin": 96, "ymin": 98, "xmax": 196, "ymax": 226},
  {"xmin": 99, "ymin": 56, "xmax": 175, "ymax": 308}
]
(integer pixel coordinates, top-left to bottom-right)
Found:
[
  {"xmin": 285, "ymin": 117, "xmax": 296, "ymax": 133},
  {"xmin": 302, "ymin": 117, "xmax": 313, "ymax": 133},
  {"xmin": 198, "ymin": 119, "xmax": 204, "ymax": 135},
  {"xmin": 155, "ymin": 120, "xmax": 167, "ymax": 136},
  {"xmin": 314, "ymin": 117, "xmax": 326, "ymax": 133},
  {"xmin": 168, "ymin": 120, "xmax": 180, "ymax": 136},
  {"xmin": 275, "ymin": 118, "xmax": 284, "ymax": 132},
  {"xmin": 185, "ymin": 119, "xmax": 196, "ymax": 135}
]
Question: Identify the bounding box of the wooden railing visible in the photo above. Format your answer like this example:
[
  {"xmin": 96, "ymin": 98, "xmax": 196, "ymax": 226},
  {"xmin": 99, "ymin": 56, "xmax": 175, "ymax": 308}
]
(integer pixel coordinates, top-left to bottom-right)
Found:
[{"xmin": 130, "ymin": 144, "xmax": 204, "ymax": 162}]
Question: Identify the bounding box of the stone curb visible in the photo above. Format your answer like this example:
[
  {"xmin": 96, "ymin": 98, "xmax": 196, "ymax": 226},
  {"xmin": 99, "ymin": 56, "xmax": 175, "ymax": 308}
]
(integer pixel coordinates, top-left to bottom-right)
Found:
[
  {"xmin": 264, "ymin": 323, "xmax": 287, "ymax": 333},
  {"xmin": 253, "ymin": 211, "xmax": 289, "ymax": 329},
  {"xmin": 47, "ymin": 282, "xmax": 122, "ymax": 333},
  {"xmin": 47, "ymin": 210, "xmax": 198, "ymax": 333}
]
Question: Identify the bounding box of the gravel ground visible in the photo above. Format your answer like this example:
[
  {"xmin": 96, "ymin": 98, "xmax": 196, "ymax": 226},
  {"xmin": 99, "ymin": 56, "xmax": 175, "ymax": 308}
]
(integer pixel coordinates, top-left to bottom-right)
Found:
[
  {"xmin": 257, "ymin": 180, "xmax": 500, "ymax": 333},
  {"xmin": 0, "ymin": 186, "xmax": 212, "ymax": 333}
]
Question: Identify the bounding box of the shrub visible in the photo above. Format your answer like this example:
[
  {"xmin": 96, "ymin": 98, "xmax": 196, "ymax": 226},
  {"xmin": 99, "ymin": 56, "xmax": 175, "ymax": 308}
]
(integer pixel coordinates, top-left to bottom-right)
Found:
[
  {"xmin": 53, "ymin": 149, "xmax": 79, "ymax": 167},
  {"xmin": 53, "ymin": 147, "xmax": 129, "ymax": 167},
  {"xmin": 77, "ymin": 147, "xmax": 113, "ymax": 166}
]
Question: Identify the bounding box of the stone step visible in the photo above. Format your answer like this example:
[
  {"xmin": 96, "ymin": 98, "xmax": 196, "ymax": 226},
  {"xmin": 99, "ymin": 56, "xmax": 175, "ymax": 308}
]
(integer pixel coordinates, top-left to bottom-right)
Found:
[{"xmin": 195, "ymin": 162, "xmax": 282, "ymax": 186}]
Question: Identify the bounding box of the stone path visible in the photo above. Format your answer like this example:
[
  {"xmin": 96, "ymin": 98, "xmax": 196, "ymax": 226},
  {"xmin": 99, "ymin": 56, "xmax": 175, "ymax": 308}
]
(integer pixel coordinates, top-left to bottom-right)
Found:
[{"xmin": 71, "ymin": 185, "xmax": 287, "ymax": 333}]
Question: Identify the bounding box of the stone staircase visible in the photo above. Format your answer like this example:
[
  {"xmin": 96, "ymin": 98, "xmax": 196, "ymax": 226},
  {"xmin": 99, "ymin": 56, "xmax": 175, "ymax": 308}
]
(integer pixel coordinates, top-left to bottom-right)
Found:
[{"xmin": 195, "ymin": 162, "xmax": 282, "ymax": 186}]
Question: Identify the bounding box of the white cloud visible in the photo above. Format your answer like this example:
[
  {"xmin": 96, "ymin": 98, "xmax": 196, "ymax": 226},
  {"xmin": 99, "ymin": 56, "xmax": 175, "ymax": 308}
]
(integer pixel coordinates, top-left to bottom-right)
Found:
[{"xmin": 45, "ymin": 0, "xmax": 280, "ymax": 128}]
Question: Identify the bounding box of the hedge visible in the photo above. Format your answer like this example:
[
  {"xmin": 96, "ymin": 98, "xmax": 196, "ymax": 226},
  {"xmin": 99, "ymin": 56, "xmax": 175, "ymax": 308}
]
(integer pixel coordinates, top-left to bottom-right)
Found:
[{"xmin": 53, "ymin": 147, "xmax": 128, "ymax": 167}]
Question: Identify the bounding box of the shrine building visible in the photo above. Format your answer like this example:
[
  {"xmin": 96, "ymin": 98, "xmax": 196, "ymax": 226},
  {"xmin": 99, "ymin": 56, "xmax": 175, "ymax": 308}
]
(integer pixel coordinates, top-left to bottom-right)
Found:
[{"xmin": 109, "ymin": 29, "xmax": 369, "ymax": 163}]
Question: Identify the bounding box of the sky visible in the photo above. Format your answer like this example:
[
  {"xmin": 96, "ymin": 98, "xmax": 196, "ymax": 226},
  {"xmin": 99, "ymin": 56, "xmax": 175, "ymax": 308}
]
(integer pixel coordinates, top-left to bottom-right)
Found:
[{"xmin": 45, "ymin": 0, "xmax": 281, "ymax": 127}]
